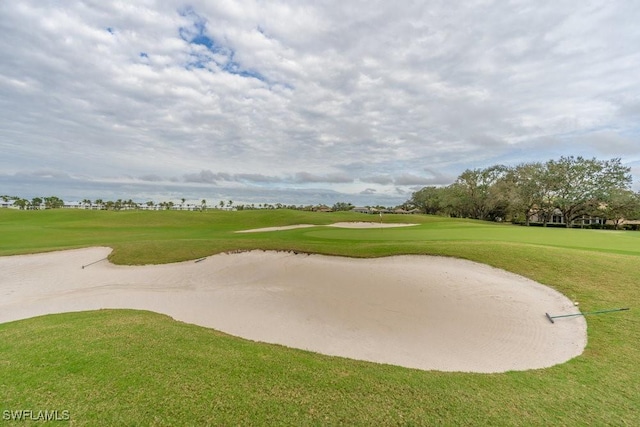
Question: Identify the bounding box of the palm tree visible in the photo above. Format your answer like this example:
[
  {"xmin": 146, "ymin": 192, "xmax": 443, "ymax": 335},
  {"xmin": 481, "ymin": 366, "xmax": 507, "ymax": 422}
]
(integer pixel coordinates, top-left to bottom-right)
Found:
[
  {"xmin": 14, "ymin": 199, "xmax": 29, "ymax": 210},
  {"xmin": 31, "ymin": 197, "xmax": 43, "ymax": 210}
]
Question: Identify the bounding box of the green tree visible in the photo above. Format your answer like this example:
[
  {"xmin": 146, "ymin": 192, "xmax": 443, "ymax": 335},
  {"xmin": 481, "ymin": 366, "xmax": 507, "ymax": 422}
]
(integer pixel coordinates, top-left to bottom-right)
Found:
[
  {"xmin": 332, "ymin": 202, "xmax": 354, "ymax": 211},
  {"xmin": 31, "ymin": 197, "xmax": 43, "ymax": 210},
  {"xmin": 596, "ymin": 189, "xmax": 640, "ymax": 229},
  {"xmin": 547, "ymin": 157, "xmax": 631, "ymax": 227},
  {"xmin": 453, "ymin": 165, "xmax": 508, "ymax": 220},
  {"xmin": 410, "ymin": 186, "xmax": 444, "ymax": 214},
  {"xmin": 503, "ymin": 162, "xmax": 555, "ymax": 225},
  {"xmin": 44, "ymin": 196, "xmax": 64, "ymax": 209},
  {"xmin": 14, "ymin": 199, "xmax": 29, "ymax": 210}
]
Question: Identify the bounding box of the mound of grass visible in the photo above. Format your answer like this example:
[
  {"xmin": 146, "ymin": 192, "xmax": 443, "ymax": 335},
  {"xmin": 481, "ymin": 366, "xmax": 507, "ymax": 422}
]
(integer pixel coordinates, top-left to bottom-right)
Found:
[{"xmin": 1, "ymin": 209, "xmax": 638, "ymax": 425}]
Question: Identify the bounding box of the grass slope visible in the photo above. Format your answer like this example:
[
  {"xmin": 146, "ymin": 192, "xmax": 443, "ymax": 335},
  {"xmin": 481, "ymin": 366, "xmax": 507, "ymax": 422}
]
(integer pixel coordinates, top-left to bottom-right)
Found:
[{"xmin": 0, "ymin": 209, "xmax": 638, "ymax": 425}]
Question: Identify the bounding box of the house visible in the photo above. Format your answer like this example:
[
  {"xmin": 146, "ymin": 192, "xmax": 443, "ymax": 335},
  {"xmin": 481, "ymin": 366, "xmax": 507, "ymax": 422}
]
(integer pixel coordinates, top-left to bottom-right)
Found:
[
  {"xmin": 352, "ymin": 207, "xmax": 372, "ymax": 214},
  {"xmin": 393, "ymin": 208, "xmax": 421, "ymax": 214},
  {"xmin": 529, "ymin": 208, "xmax": 605, "ymax": 226}
]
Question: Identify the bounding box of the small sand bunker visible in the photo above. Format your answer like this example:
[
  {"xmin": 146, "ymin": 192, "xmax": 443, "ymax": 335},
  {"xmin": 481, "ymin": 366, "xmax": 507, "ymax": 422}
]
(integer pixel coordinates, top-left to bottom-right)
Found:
[
  {"xmin": 327, "ymin": 222, "xmax": 417, "ymax": 229},
  {"xmin": 0, "ymin": 248, "xmax": 586, "ymax": 373},
  {"xmin": 237, "ymin": 222, "xmax": 417, "ymax": 233},
  {"xmin": 235, "ymin": 224, "xmax": 317, "ymax": 233}
]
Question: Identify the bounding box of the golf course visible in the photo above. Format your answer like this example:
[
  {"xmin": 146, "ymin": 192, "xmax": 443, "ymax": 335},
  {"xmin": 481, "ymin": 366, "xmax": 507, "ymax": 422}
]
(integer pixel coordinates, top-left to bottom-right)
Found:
[{"xmin": 1, "ymin": 208, "xmax": 638, "ymax": 425}]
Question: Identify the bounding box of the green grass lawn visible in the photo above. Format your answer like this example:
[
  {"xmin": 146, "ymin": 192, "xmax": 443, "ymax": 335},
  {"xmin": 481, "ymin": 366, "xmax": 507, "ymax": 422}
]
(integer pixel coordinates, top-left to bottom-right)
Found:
[{"xmin": 0, "ymin": 209, "xmax": 638, "ymax": 425}]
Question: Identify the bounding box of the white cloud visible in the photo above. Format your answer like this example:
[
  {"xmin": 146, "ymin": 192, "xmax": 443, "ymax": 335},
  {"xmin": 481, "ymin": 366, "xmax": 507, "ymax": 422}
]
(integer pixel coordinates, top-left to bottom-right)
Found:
[
  {"xmin": 293, "ymin": 172, "xmax": 353, "ymax": 184},
  {"xmin": 1, "ymin": 1, "xmax": 640, "ymax": 205}
]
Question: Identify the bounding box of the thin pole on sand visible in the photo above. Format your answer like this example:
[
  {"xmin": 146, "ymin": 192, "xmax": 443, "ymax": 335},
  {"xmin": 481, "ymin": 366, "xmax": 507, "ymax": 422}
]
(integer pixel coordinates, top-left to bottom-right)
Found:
[{"xmin": 545, "ymin": 307, "xmax": 629, "ymax": 324}]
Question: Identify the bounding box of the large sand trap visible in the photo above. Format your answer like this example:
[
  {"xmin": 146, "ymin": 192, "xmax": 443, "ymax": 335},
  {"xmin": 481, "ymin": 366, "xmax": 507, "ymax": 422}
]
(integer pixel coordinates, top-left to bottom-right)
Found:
[{"xmin": 0, "ymin": 248, "xmax": 586, "ymax": 373}]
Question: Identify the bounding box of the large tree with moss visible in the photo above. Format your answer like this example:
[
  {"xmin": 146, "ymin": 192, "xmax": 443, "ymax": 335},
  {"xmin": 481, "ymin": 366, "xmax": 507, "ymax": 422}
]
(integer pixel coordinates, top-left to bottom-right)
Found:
[{"xmin": 547, "ymin": 156, "xmax": 631, "ymax": 227}]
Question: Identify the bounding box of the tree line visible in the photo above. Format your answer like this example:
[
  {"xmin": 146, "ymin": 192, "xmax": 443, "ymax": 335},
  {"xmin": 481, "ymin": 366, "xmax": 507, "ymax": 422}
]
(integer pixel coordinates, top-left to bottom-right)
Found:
[
  {"xmin": 408, "ymin": 156, "xmax": 640, "ymax": 228},
  {"xmin": 0, "ymin": 195, "xmax": 364, "ymax": 213},
  {"xmin": 1, "ymin": 196, "xmax": 65, "ymax": 210},
  {"xmin": 4, "ymin": 156, "xmax": 638, "ymax": 227}
]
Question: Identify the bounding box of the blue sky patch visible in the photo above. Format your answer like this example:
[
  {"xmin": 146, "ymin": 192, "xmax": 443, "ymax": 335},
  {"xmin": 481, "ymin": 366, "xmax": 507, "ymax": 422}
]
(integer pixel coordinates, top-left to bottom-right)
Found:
[{"xmin": 177, "ymin": 7, "xmax": 266, "ymax": 83}]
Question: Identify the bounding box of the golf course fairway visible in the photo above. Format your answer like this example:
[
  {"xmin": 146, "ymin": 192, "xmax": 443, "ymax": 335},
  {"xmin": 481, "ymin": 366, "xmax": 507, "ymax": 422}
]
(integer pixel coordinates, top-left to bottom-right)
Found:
[{"xmin": 0, "ymin": 209, "xmax": 637, "ymax": 425}]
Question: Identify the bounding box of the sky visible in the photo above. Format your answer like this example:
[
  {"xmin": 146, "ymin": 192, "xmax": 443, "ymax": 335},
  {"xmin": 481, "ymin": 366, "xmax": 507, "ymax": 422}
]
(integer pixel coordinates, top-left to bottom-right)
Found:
[{"xmin": 1, "ymin": 1, "xmax": 640, "ymax": 206}]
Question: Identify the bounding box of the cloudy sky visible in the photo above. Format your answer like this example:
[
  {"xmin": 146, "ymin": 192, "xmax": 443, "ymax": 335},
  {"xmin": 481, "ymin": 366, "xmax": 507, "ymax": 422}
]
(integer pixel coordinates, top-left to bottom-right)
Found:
[{"xmin": 1, "ymin": 1, "xmax": 640, "ymax": 206}]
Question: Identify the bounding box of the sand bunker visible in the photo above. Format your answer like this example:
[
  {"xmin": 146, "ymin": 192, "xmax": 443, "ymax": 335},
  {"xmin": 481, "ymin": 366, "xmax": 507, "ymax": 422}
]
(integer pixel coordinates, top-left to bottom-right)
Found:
[
  {"xmin": 327, "ymin": 222, "xmax": 417, "ymax": 229},
  {"xmin": 237, "ymin": 222, "xmax": 417, "ymax": 233},
  {"xmin": 0, "ymin": 248, "xmax": 586, "ymax": 373},
  {"xmin": 235, "ymin": 224, "xmax": 317, "ymax": 233}
]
